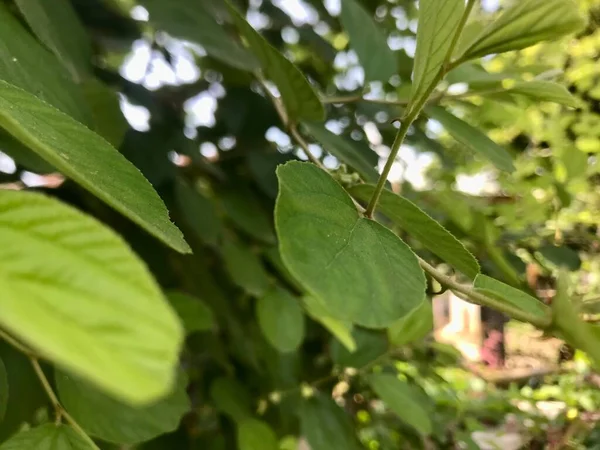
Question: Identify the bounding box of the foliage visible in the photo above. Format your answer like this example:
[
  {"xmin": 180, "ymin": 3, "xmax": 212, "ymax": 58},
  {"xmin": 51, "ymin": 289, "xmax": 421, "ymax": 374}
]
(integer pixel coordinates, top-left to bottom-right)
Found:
[{"xmin": 0, "ymin": 0, "xmax": 597, "ymax": 449}]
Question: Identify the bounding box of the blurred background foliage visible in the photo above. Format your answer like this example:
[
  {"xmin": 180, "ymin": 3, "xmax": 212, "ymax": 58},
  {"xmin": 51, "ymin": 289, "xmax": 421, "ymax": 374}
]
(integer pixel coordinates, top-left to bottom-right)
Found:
[{"xmin": 1, "ymin": 0, "xmax": 600, "ymax": 448}]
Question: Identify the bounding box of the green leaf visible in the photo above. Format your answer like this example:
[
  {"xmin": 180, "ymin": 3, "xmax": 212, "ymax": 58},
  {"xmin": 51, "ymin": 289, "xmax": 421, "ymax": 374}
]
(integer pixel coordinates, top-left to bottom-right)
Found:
[
  {"xmin": 210, "ymin": 378, "xmax": 253, "ymax": 422},
  {"xmin": 237, "ymin": 419, "xmax": 279, "ymax": 450},
  {"xmin": 552, "ymin": 271, "xmax": 600, "ymax": 368},
  {"xmin": 425, "ymin": 105, "xmax": 515, "ymax": 172},
  {"xmin": 56, "ymin": 371, "xmax": 190, "ymax": 445},
  {"xmin": 0, "ymin": 128, "xmax": 54, "ymax": 173},
  {"xmin": 302, "ymin": 123, "xmax": 379, "ymax": 183},
  {"xmin": 387, "ymin": 300, "xmax": 433, "ymax": 347},
  {"xmin": 0, "ymin": 424, "xmax": 92, "ymax": 450},
  {"xmin": 0, "ymin": 357, "xmax": 7, "ymax": 423},
  {"xmin": 275, "ymin": 162, "xmax": 426, "ymax": 329},
  {"xmin": 302, "ymin": 296, "xmax": 356, "ymax": 352},
  {"xmin": 81, "ymin": 79, "xmax": 128, "ymax": 147},
  {"xmin": 0, "ymin": 80, "xmax": 189, "ymax": 253},
  {"xmin": 221, "ymin": 239, "xmax": 270, "ymax": 297},
  {"xmin": 0, "ymin": 190, "xmax": 183, "ymax": 404},
  {"xmin": 331, "ymin": 328, "xmax": 387, "ymax": 368},
  {"xmin": 474, "ymin": 275, "xmax": 550, "ymax": 320},
  {"xmin": 299, "ymin": 395, "xmax": 360, "ymax": 450},
  {"xmin": 538, "ymin": 245, "xmax": 582, "ymax": 271},
  {"xmin": 339, "ymin": 0, "xmax": 397, "ymax": 82},
  {"xmin": 350, "ymin": 185, "xmax": 480, "ymax": 279},
  {"xmin": 139, "ymin": 0, "xmax": 258, "ymax": 71},
  {"xmin": 369, "ymin": 373, "xmax": 432, "ymax": 435},
  {"xmin": 460, "ymin": 0, "xmax": 586, "ymax": 61},
  {"xmin": 219, "ymin": 187, "xmax": 275, "ymax": 244},
  {"xmin": 507, "ymin": 81, "xmax": 581, "ymax": 108},
  {"xmin": 14, "ymin": 0, "xmax": 91, "ymax": 82},
  {"xmin": 175, "ymin": 178, "xmax": 222, "ymax": 247},
  {"xmin": 167, "ymin": 292, "xmax": 216, "ymax": 334},
  {"xmin": 408, "ymin": 0, "xmax": 465, "ymax": 115},
  {"xmin": 0, "ymin": 4, "xmax": 90, "ymax": 124},
  {"xmin": 226, "ymin": 2, "xmax": 325, "ymax": 122},
  {"xmin": 256, "ymin": 285, "xmax": 305, "ymax": 353}
]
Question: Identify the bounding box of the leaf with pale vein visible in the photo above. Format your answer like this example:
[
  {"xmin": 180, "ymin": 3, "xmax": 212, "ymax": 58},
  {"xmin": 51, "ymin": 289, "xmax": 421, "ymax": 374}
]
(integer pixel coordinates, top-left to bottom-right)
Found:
[
  {"xmin": 275, "ymin": 162, "xmax": 426, "ymax": 328},
  {"xmin": 408, "ymin": 0, "xmax": 465, "ymax": 115},
  {"xmin": 256, "ymin": 286, "xmax": 305, "ymax": 353},
  {"xmin": 0, "ymin": 80, "xmax": 189, "ymax": 253},
  {"xmin": 0, "ymin": 190, "xmax": 183, "ymax": 404}
]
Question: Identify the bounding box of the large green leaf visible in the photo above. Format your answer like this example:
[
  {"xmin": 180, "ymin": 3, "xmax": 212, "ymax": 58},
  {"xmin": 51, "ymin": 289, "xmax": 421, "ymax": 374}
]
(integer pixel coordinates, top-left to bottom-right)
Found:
[
  {"xmin": 351, "ymin": 185, "xmax": 480, "ymax": 279},
  {"xmin": 339, "ymin": 0, "xmax": 397, "ymax": 82},
  {"xmin": 425, "ymin": 105, "xmax": 515, "ymax": 172},
  {"xmin": 256, "ymin": 286, "xmax": 305, "ymax": 353},
  {"xmin": 387, "ymin": 300, "xmax": 433, "ymax": 347},
  {"xmin": 474, "ymin": 275, "xmax": 550, "ymax": 320},
  {"xmin": 460, "ymin": 0, "xmax": 586, "ymax": 61},
  {"xmin": 0, "ymin": 4, "xmax": 90, "ymax": 124},
  {"xmin": 0, "ymin": 190, "xmax": 183, "ymax": 404},
  {"xmin": 507, "ymin": 81, "xmax": 581, "ymax": 108},
  {"xmin": 167, "ymin": 292, "xmax": 216, "ymax": 334},
  {"xmin": 56, "ymin": 371, "xmax": 190, "ymax": 445},
  {"xmin": 302, "ymin": 123, "xmax": 379, "ymax": 183},
  {"xmin": 0, "ymin": 424, "xmax": 92, "ymax": 450},
  {"xmin": 408, "ymin": 0, "xmax": 465, "ymax": 115},
  {"xmin": 275, "ymin": 162, "xmax": 426, "ymax": 328},
  {"xmin": 175, "ymin": 178, "xmax": 222, "ymax": 247},
  {"xmin": 369, "ymin": 374, "xmax": 432, "ymax": 435},
  {"xmin": 221, "ymin": 239, "xmax": 270, "ymax": 298},
  {"xmin": 237, "ymin": 419, "xmax": 279, "ymax": 450},
  {"xmin": 302, "ymin": 296, "xmax": 356, "ymax": 352},
  {"xmin": 0, "ymin": 80, "xmax": 189, "ymax": 253},
  {"xmin": 139, "ymin": 0, "xmax": 257, "ymax": 71},
  {"xmin": 14, "ymin": 0, "xmax": 91, "ymax": 82},
  {"xmin": 299, "ymin": 395, "xmax": 360, "ymax": 450},
  {"xmin": 0, "ymin": 357, "xmax": 7, "ymax": 423},
  {"xmin": 226, "ymin": 2, "xmax": 325, "ymax": 123}
]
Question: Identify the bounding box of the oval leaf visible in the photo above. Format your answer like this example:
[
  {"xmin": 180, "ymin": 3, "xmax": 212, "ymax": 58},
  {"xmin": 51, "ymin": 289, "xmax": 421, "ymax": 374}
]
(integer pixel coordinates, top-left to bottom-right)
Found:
[
  {"xmin": 56, "ymin": 371, "xmax": 190, "ymax": 445},
  {"xmin": 0, "ymin": 80, "xmax": 189, "ymax": 253},
  {"xmin": 425, "ymin": 105, "xmax": 515, "ymax": 172},
  {"xmin": 14, "ymin": 0, "xmax": 91, "ymax": 82},
  {"xmin": 460, "ymin": 0, "xmax": 586, "ymax": 61},
  {"xmin": 369, "ymin": 373, "xmax": 432, "ymax": 435},
  {"xmin": 474, "ymin": 275, "xmax": 550, "ymax": 320},
  {"xmin": 339, "ymin": 0, "xmax": 397, "ymax": 82},
  {"xmin": 219, "ymin": 187, "xmax": 275, "ymax": 244},
  {"xmin": 302, "ymin": 123, "xmax": 379, "ymax": 183},
  {"xmin": 221, "ymin": 239, "xmax": 270, "ymax": 298},
  {"xmin": 299, "ymin": 395, "xmax": 360, "ymax": 450},
  {"xmin": 351, "ymin": 185, "xmax": 480, "ymax": 279},
  {"xmin": 175, "ymin": 178, "xmax": 222, "ymax": 247},
  {"xmin": 257, "ymin": 286, "xmax": 305, "ymax": 353},
  {"xmin": 226, "ymin": 1, "xmax": 324, "ymax": 122},
  {"xmin": 237, "ymin": 419, "xmax": 279, "ymax": 450},
  {"xmin": 0, "ymin": 190, "xmax": 183, "ymax": 404},
  {"xmin": 408, "ymin": 0, "xmax": 465, "ymax": 115},
  {"xmin": 275, "ymin": 162, "xmax": 426, "ymax": 329},
  {"xmin": 167, "ymin": 291, "xmax": 216, "ymax": 334},
  {"xmin": 303, "ymin": 296, "xmax": 356, "ymax": 352},
  {"xmin": 387, "ymin": 300, "xmax": 433, "ymax": 347},
  {"xmin": 0, "ymin": 424, "xmax": 92, "ymax": 450}
]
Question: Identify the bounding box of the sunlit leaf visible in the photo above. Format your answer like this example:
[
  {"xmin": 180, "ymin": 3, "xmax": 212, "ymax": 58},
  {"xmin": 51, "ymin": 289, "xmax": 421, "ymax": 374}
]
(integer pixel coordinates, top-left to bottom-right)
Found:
[
  {"xmin": 0, "ymin": 80, "xmax": 189, "ymax": 253},
  {"xmin": 339, "ymin": 0, "xmax": 397, "ymax": 82},
  {"xmin": 256, "ymin": 286, "xmax": 305, "ymax": 353},
  {"xmin": 369, "ymin": 373, "xmax": 432, "ymax": 435},
  {"xmin": 425, "ymin": 105, "xmax": 515, "ymax": 172},
  {"xmin": 0, "ymin": 190, "xmax": 183, "ymax": 404},
  {"xmin": 275, "ymin": 162, "xmax": 426, "ymax": 328},
  {"xmin": 56, "ymin": 371, "xmax": 190, "ymax": 445},
  {"xmin": 408, "ymin": 0, "xmax": 465, "ymax": 115},
  {"xmin": 226, "ymin": 1, "xmax": 325, "ymax": 122},
  {"xmin": 460, "ymin": 0, "xmax": 585, "ymax": 61},
  {"xmin": 507, "ymin": 81, "xmax": 581, "ymax": 108},
  {"xmin": 351, "ymin": 185, "xmax": 480, "ymax": 279}
]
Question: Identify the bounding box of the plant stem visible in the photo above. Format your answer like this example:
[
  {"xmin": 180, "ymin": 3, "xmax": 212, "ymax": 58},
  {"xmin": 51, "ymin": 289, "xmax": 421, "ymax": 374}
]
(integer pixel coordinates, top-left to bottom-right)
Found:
[
  {"xmin": 418, "ymin": 258, "xmax": 552, "ymax": 328},
  {"xmin": 0, "ymin": 328, "xmax": 34, "ymax": 356},
  {"xmin": 289, "ymin": 123, "xmax": 325, "ymax": 169},
  {"xmin": 30, "ymin": 358, "xmax": 100, "ymax": 449},
  {"xmin": 365, "ymin": 116, "xmax": 414, "ymax": 218}
]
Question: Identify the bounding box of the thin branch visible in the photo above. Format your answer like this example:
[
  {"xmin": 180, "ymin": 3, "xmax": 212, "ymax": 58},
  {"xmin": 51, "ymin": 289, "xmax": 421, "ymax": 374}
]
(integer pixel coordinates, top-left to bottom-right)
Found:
[
  {"xmin": 30, "ymin": 358, "xmax": 100, "ymax": 449},
  {"xmin": 418, "ymin": 258, "xmax": 553, "ymax": 328},
  {"xmin": 289, "ymin": 123, "xmax": 325, "ymax": 169},
  {"xmin": 0, "ymin": 328, "xmax": 34, "ymax": 356}
]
